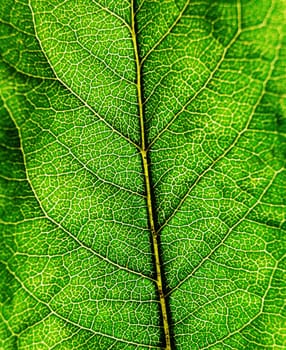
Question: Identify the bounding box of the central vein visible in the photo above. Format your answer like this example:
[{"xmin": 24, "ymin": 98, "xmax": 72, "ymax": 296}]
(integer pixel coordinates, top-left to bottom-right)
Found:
[{"xmin": 130, "ymin": 2, "xmax": 172, "ymax": 349}]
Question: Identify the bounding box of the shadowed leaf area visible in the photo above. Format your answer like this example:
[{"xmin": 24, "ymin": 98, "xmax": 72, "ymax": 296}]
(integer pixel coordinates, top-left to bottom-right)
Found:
[{"xmin": 0, "ymin": 0, "xmax": 285, "ymax": 349}]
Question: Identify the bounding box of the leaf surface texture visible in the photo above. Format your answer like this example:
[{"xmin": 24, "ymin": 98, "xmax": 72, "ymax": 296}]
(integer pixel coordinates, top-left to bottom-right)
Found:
[{"xmin": 0, "ymin": 0, "xmax": 285, "ymax": 349}]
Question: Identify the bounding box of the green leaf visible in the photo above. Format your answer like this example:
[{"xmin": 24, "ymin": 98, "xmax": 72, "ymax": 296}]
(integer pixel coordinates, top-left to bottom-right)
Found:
[{"xmin": 1, "ymin": 0, "xmax": 285, "ymax": 349}]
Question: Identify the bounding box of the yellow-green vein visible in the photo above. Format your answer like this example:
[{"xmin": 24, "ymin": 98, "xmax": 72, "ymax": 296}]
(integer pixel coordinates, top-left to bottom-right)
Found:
[{"xmin": 131, "ymin": 1, "xmax": 172, "ymax": 349}]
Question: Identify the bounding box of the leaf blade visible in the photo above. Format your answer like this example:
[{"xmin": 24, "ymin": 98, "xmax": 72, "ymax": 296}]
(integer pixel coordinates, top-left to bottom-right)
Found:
[{"xmin": 1, "ymin": 0, "xmax": 285, "ymax": 349}]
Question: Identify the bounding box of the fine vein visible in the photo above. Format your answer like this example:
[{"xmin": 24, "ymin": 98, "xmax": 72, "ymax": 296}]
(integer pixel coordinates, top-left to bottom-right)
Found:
[{"xmin": 131, "ymin": 1, "xmax": 172, "ymax": 349}]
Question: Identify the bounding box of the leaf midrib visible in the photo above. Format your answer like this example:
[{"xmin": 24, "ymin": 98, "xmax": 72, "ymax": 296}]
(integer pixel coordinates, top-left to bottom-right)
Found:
[{"xmin": 131, "ymin": 1, "xmax": 172, "ymax": 348}]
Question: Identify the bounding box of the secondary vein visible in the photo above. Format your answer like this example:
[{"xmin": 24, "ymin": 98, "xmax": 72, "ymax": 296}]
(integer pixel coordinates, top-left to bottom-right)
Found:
[{"xmin": 130, "ymin": 2, "xmax": 172, "ymax": 349}]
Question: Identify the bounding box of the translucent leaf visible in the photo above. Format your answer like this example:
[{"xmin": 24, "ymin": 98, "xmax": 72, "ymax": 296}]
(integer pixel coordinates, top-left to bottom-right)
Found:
[{"xmin": 1, "ymin": 0, "xmax": 285, "ymax": 349}]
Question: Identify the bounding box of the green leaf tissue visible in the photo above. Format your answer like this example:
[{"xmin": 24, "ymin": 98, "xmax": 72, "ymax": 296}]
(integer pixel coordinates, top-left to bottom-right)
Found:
[{"xmin": 0, "ymin": 0, "xmax": 285, "ymax": 349}]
